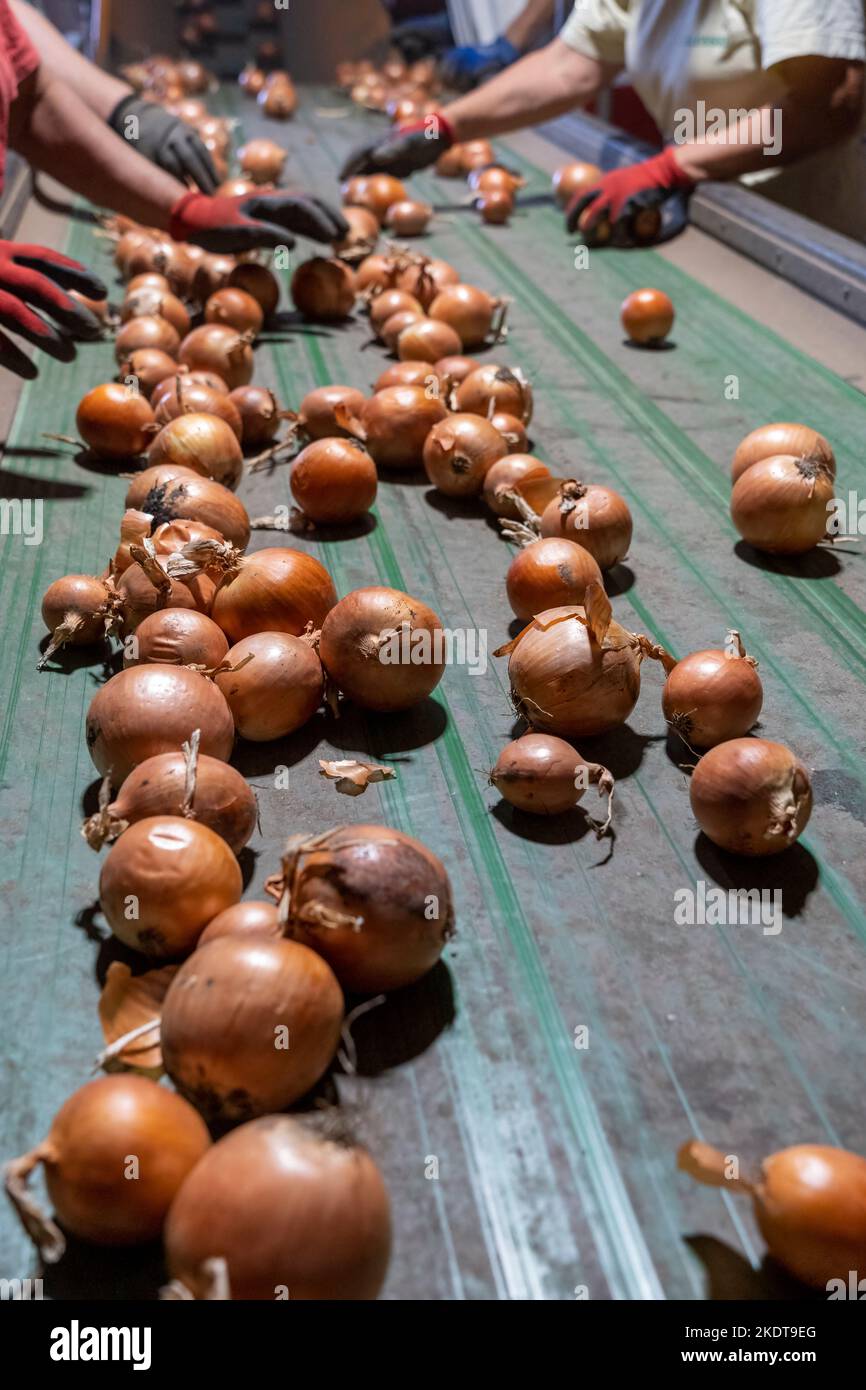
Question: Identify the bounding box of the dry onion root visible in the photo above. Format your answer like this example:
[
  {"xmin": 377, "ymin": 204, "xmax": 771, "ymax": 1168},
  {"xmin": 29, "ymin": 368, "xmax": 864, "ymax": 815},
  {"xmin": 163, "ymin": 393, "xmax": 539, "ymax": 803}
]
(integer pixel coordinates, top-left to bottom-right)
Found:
[
  {"xmin": 662, "ymin": 630, "xmax": 764, "ymax": 750},
  {"xmin": 490, "ymin": 733, "xmax": 614, "ymax": 833},
  {"xmin": 160, "ymin": 934, "xmax": 344, "ymax": 1121},
  {"xmin": 495, "ymin": 582, "xmax": 675, "ymax": 737},
  {"xmin": 163, "ymin": 1115, "xmax": 391, "ymax": 1300},
  {"xmin": 3, "ymin": 1076, "xmax": 209, "ymax": 1260},
  {"xmin": 678, "ymin": 1138, "xmax": 866, "ymax": 1288},
  {"xmin": 689, "ymin": 737, "xmax": 812, "ymax": 856},
  {"xmin": 264, "ymin": 824, "xmax": 454, "ymax": 993},
  {"xmin": 319, "ymin": 585, "xmax": 447, "ymax": 712}
]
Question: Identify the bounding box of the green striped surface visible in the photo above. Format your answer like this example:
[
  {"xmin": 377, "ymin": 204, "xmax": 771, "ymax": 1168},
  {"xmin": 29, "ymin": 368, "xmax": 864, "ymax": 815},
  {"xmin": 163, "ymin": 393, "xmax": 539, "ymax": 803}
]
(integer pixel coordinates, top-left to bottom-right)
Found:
[{"xmin": 1, "ymin": 88, "xmax": 864, "ymax": 1300}]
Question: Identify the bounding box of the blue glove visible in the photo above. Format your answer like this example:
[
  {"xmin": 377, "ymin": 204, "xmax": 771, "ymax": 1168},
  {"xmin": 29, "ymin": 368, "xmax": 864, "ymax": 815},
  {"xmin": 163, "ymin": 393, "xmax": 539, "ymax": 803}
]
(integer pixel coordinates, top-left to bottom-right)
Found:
[{"xmin": 441, "ymin": 36, "xmax": 519, "ymax": 90}]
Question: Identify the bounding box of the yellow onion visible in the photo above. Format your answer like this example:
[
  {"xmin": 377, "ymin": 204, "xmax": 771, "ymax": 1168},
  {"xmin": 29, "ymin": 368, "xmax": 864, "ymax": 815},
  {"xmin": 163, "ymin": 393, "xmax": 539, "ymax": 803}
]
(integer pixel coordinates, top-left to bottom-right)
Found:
[
  {"xmin": 86, "ymin": 663, "xmax": 235, "ymax": 782},
  {"xmin": 291, "ymin": 257, "xmax": 356, "ymax": 321},
  {"xmin": 422, "ymin": 413, "xmax": 507, "ymax": 496},
  {"xmin": 115, "ymin": 549, "xmax": 204, "ymax": 631},
  {"xmin": 115, "ymin": 314, "xmax": 180, "ymax": 362},
  {"xmin": 505, "ymin": 538, "xmax": 603, "ymax": 619},
  {"xmin": 237, "ymin": 137, "xmax": 287, "ymax": 183},
  {"xmin": 662, "ymin": 632, "xmax": 763, "ymax": 748},
  {"xmin": 333, "ymin": 205, "xmax": 379, "ymax": 260},
  {"xmin": 76, "ymin": 382, "xmax": 156, "ymax": 458},
  {"xmin": 490, "ymin": 732, "xmax": 614, "ymax": 828},
  {"xmin": 397, "ymin": 316, "xmax": 461, "ymax": 363},
  {"xmin": 730, "ymin": 454, "xmax": 836, "ymax": 554},
  {"xmin": 342, "ymin": 173, "xmax": 407, "ymax": 221},
  {"xmin": 429, "ymin": 283, "xmax": 504, "ymax": 350},
  {"xmin": 39, "ymin": 573, "xmax": 119, "ymax": 669},
  {"xmin": 374, "ymin": 360, "xmax": 437, "ymax": 391},
  {"xmin": 319, "ymin": 586, "xmax": 446, "ymax": 711},
  {"xmin": 179, "ymin": 324, "xmax": 254, "ymax": 389},
  {"xmin": 291, "ymin": 438, "xmax": 377, "ymax": 523},
  {"xmin": 336, "ymin": 386, "xmax": 447, "ymax": 470},
  {"xmin": 125, "ymin": 607, "xmax": 229, "ymax": 669},
  {"xmin": 205, "ymin": 287, "xmax": 264, "ymax": 336},
  {"xmin": 483, "ymin": 455, "xmax": 551, "ymax": 518},
  {"xmin": 552, "ymin": 160, "xmax": 601, "ymax": 207},
  {"xmin": 384, "ymin": 199, "xmax": 432, "ymax": 236},
  {"xmin": 130, "ymin": 471, "xmax": 251, "ymax": 549},
  {"xmin": 368, "ymin": 288, "xmax": 422, "ymax": 335},
  {"xmin": 215, "ymin": 632, "xmax": 323, "ymax": 740},
  {"xmin": 153, "ymin": 378, "xmax": 243, "ymax": 440},
  {"xmin": 198, "ymin": 899, "xmax": 280, "ymax": 948},
  {"xmin": 397, "ymin": 257, "xmax": 459, "ymax": 308},
  {"xmin": 539, "ymin": 479, "xmax": 633, "ymax": 570},
  {"xmin": 293, "ymin": 384, "xmax": 367, "ymax": 441},
  {"xmin": 227, "ymin": 262, "xmax": 280, "ymax": 317},
  {"xmin": 228, "ymin": 385, "xmax": 284, "ymax": 447},
  {"xmin": 193, "ymin": 545, "xmax": 338, "ymax": 643},
  {"xmin": 731, "ymin": 423, "xmax": 835, "ymax": 483},
  {"xmin": 120, "ymin": 288, "xmax": 190, "ymax": 337},
  {"xmin": 689, "ymin": 738, "xmax": 812, "ymax": 855},
  {"xmin": 147, "ymin": 412, "xmax": 244, "ymax": 489},
  {"xmin": 455, "ymin": 364, "xmax": 532, "ymax": 423},
  {"xmin": 117, "ymin": 348, "xmax": 178, "ymax": 399}
]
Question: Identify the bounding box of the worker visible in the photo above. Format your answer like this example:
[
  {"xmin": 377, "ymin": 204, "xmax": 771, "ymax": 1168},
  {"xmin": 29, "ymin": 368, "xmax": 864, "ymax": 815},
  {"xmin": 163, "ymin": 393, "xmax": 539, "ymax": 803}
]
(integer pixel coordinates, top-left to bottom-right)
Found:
[
  {"xmin": 343, "ymin": 0, "xmax": 866, "ymax": 245},
  {"xmin": 441, "ymin": 0, "xmax": 558, "ymax": 90},
  {"xmin": 0, "ymin": 0, "xmax": 347, "ymax": 377}
]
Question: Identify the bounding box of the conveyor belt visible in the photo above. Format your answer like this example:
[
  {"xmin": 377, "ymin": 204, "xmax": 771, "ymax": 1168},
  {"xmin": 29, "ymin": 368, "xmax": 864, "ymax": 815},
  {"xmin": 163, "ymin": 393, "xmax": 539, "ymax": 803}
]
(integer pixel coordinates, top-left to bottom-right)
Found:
[{"xmin": 1, "ymin": 87, "xmax": 864, "ymax": 1301}]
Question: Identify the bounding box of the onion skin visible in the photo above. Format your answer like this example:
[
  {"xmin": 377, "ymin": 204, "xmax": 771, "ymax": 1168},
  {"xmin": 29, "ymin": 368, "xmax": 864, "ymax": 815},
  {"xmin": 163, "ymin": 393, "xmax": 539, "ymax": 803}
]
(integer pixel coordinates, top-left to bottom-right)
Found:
[
  {"xmin": 76, "ymin": 383, "xmax": 156, "ymax": 458},
  {"xmin": 126, "ymin": 607, "xmax": 228, "ymax": 669},
  {"xmin": 86, "ymin": 663, "xmax": 235, "ymax": 783},
  {"xmin": 490, "ymin": 733, "xmax": 604, "ymax": 817},
  {"xmin": 161, "ymin": 936, "xmax": 344, "ymax": 1120},
  {"xmin": 621, "ymin": 288, "xmax": 674, "ymax": 345},
  {"xmin": 198, "ymin": 900, "xmax": 280, "ymax": 948},
  {"xmin": 663, "ymin": 644, "xmax": 763, "ymax": 749},
  {"xmin": 91, "ymin": 750, "xmax": 257, "ymax": 853},
  {"xmin": 422, "ymin": 413, "xmax": 508, "ymax": 497},
  {"xmin": 455, "ymin": 364, "xmax": 533, "ymax": 424},
  {"xmin": 351, "ymin": 386, "xmax": 447, "ymax": 470},
  {"xmin": 483, "ymin": 456, "xmax": 551, "ymax": 518},
  {"xmin": 506, "ymin": 538, "xmax": 603, "ymax": 619},
  {"xmin": 689, "ymin": 737, "xmax": 812, "ymax": 856},
  {"xmin": 215, "ymin": 632, "xmax": 324, "ymax": 740},
  {"xmin": 9, "ymin": 1077, "xmax": 210, "ymax": 1250},
  {"xmin": 539, "ymin": 481, "xmax": 633, "ymax": 570},
  {"xmin": 164, "ymin": 1115, "xmax": 391, "ymax": 1299},
  {"xmin": 147, "ymin": 413, "xmax": 244, "ymax": 489},
  {"xmin": 291, "ymin": 257, "xmax": 356, "ymax": 321},
  {"xmin": 731, "ymin": 423, "xmax": 835, "ymax": 483},
  {"xmin": 291, "ymin": 438, "xmax": 378, "ymax": 523},
  {"xmin": 211, "ymin": 548, "xmax": 337, "ymax": 643},
  {"xmin": 319, "ymin": 586, "xmax": 446, "ymax": 711},
  {"xmin": 297, "ymin": 385, "xmax": 366, "ymax": 440},
  {"xmin": 730, "ymin": 454, "xmax": 835, "ymax": 554}
]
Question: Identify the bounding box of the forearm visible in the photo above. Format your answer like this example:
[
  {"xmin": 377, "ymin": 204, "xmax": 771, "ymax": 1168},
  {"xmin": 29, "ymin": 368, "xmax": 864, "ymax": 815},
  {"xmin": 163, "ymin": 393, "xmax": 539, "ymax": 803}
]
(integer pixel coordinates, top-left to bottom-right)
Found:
[
  {"xmin": 10, "ymin": 71, "xmax": 184, "ymax": 228},
  {"xmin": 506, "ymin": 0, "xmax": 557, "ymax": 52},
  {"xmin": 10, "ymin": 0, "xmax": 130, "ymax": 119},
  {"xmin": 443, "ymin": 38, "xmax": 610, "ymax": 140}
]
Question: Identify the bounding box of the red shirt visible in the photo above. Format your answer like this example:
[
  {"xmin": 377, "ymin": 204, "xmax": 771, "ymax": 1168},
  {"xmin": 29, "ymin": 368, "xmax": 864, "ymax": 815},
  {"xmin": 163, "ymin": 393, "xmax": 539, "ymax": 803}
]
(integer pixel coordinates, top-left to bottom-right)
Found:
[{"xmin": 0, "ymin": 1, "xmax": 39, "ymax": 190}]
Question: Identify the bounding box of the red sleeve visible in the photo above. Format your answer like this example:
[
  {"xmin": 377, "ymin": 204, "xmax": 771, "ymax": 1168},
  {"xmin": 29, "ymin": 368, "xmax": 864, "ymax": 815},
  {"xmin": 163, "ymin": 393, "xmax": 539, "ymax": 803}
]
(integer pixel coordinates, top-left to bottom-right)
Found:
[{"xmin": 0, "ymin": 0, "xmax": 39, "ymax": 86}]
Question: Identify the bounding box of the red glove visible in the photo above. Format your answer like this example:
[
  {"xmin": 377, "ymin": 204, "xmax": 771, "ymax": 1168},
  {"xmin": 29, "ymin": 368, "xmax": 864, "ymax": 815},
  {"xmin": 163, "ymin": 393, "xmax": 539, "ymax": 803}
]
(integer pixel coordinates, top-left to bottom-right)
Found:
[
  {"xmin": 0, "ymin": 241, "xmax": 105, "ymax": 378},
  {"xmin": 170, "ymin": 190, "xmax": 349, "ymax": 253},
  {"xmin": 566, "ymin": 147, "xmax": 694, "ymax": 245},
  {"xmin": 340, "ymin": 113, "xmax": 455, "ymax": 179}
]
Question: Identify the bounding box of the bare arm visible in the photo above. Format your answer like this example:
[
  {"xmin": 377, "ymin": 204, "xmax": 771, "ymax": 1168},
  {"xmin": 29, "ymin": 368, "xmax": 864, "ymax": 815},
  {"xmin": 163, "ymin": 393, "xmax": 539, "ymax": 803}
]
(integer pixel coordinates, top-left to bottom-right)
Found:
[
  {"xmin": 442, "ymin": 37, "xmax": 616, "ymax": 141},
  {"xmin": 10, "ymin": 0, "xmax": 130, "ymax": 120},
  {"xmin": 506, "ymin": 0, "xmax": 558, "ymax": 52}
]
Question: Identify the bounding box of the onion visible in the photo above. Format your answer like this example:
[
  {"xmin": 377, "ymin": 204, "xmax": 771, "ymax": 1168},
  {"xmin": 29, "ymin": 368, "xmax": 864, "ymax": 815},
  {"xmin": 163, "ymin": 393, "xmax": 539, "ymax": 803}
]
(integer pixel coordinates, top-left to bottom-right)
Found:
[
  {"xmin": 662, "ymin": 632, "xmax": 763, "ymax": 749},
  {"xmin": 490, "ymin": 732, "xmax": 614, "ymax": 826},
  {"xmin": 295, "ymin": 384, "xmax": 367, "ymax": 441},
  {"xmin": 732, "ymin": 423, "xmax": 835, "ymax": 484},
  {"xmin": 455, "ymin": 363, "xmax": 533, "ymax": 423},
  {"xmin": 384, "ymin": 199, "xmax": 432, "ymax": 236},
  {"xmin": 161, "ymin": 936, "xmax": 343, "ymax": 1119},
  {"xmin": 153, "ymin": 369, "xmax": 230, "ymax": 405},
  {"xmin": 478, "ymin": 190, "xmax": 513, "ymax": 224},
  {"xmin": 459, "ymin": 139, "xmax": 494, "ymax": 171},
  {"xmin": 354, "ymin": 252, "xmax": 401, "ymax": 296},
  {"xmin": 621, "ymin": 288, "xmax": 674, "ymax": 345},
  {"xmin": 115, "ymin": 227, "xmax": 157, "ymax": 275},
  {"xmin": 731, "ymin": 454, "xmax": 836, "ymax": 554},
  {"xmin": 216, "ymin": 173, "xmax": 260, "ymax": 195},
  {"xmin": 422, "ymin": 413, "xmax": 507, "ymax": 496},
  {"xmin": 133, "ymin": 472, "xmax": 251, "ymax": 550},
  {"xmin": 489, "ymin": 412, "xmax": 528, "ymax": 453},
  {"xmin": 115, "ymin": 314, "xmax": 180, "ymax": 362},
  {"xmin": 468, "ymin": 165, "xmax": 523, "ymax": 197},
  {"xmin": 215, "ymin": 632, "xmax": 324, "ymax": 740},
  {"xmin": 342, "ymin": 173, "xmax": 407, "ymax": 221},
  {"xmin": 337, "ymin": 386, "xmax": 447, "ymax": 470},
  {"xmin": 76, "ymin": 382, "xmax": 156, "ymax": 458},
  {"xmin": 397, "ymin": 316, "xmax": 461, "ymax": 363},
  {"xmin": 120, "ymin": 288, "xmax": 190, "ymax": 338},
  {"xmin": 435, "ymin": 145, "xmax": 465, "ymax": 177},
  {"xmin": 333, "ymin": 205, "xmax": 379, "ymax": 260},
  {"xmin": 115, "ymin": 548, "xmax": 204, "ymax": 631},
  {"xmin": 552, "ymin": 160, "xmax": 601, "ymax": 207},
  {"xmin": 396, "ymin": 258, "xmax": 459, "ymax": 308},
  {"xmin": 227, "ymin": 262, "xmax": 280, "ymax": 317},
  {"xmin": 125, "ymin": 462, "xmax": 199, "ymax": 508},
  {"xmin": 689, "ymin": 737, "xmax": 812, "ymax": 855},
  {"xmin": 291, "ymin": 438, "xmax": 377, "ymax": 523},
  {"xmin": 127, "ymin": 271, "xmax": 171, "ymax": 295},
  {"xmin": 238, "ymin": 64, "xmax": 266, "ymax": 97},
  {"xmin": 100, "ymin": 815, "xmax": 243, "ymax": 957},
  {"xmin": 539, "ymin": 479, "xmax": 633, "ymax": 570},
  {"xmin": 483, "ymin": 455, "xmax": 551, "ymax": 517},
  {"xmin": 3, "ymin": 1076, "xmax": 209, "ymax": 1259},
  {"xmin": 205, "ymin": 546, "xmax": 337, "ymax": 643},
  {"xmin": 368, "ymin": 288, "xmax": 422, "ymax": 335},
  {"xmin": 237, "ymin": 137, "xmax": 287, "ymax": 183},
  {"xmin": 86, "ymin": 663, "xmax": 235, "ymax": 782},
  {"xmin": 192, "ymin": 254, "xmax": 237, "ymax": 304},
  {"xmin": 147, "ymin": 412, "xmax": 244, "ymax": 489},
  {"xmin": 434, "ymin": 354, "xmax": 477, "ymax": 387},
  {"xmin": 267, "ymin": 824, "xmax": 454, "ymax": 991},
  {"xmin": 84, "ymin": 746, "xmax": 256, "ymax": 853},
  {"xmin": 291, "ymin": 257, "xmax": 356, "ymax": 321},
  {"xmin": 498, "ymin": 590, "xmax": 674, "ymax": 737},
  {"xmin": 164, "ymin": 1115, "xmax": 391, "ymax": 1299},
  {"xmin": 179, "ymin": 324, "xmax": 254, "ymax": 389},
  {"xmin": 259, "ymin": 78, "xmax": 297, "ymax": 118},
  {"xmin": 205, "ymin": 287, "xmax": 264, "ymax": 336},
  {"xmin": 118, "ymin": 348, "xmax": 177, "ymax": 398},
  {"xmin": 380, "ymin": 309, "xmax": 423, "ymax": 352},
  {"xmin": 39, "ymin": 573, "xmax": 118, "ymax": 668},
  {"xmin": 319, "ymin": 586, "xmax": 446, "ymax": 711},
  {"xmin": 506, "ymin": 538, "xmax": 603, "ymax": 619},
  {"xmin": 228, "ymin": 384, "xmax": 282, "ymax": 447},
  {"xmin": 198, "ymin": 900, "xmax": 280, "ymax": 948},
  {"xmin": 125, "ymin": 607, "xmax": 229, "ymax": 669},
  {"xmin": 153, "ymin": 378, "xmax": 243, "ymax": 440},
  {"xmin": 374, "ymin": 360, "xmax": 438, "ymax": 391},
  {"xmin": 429, "ymin": 283, "xmax": 504, "ymax": 349}
]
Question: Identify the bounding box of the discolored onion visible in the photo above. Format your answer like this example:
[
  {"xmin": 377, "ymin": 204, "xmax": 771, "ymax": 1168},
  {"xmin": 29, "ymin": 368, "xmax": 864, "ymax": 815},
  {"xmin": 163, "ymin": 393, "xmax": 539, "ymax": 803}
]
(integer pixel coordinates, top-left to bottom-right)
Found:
[
  {"xmin": 125, "ymin": 463, "xmax": 199, "ymax": 509},
  {"xmin": 319, "ymin": 585, "xmax": 446, "ymax": 711},
  {"xmin": 689, "ymin": 738, "xmax": 812, "ymax": 856},
  {"xmin": 662, "ymin": 632, "xmax": 763, "ymax": 749},
  {"xmin": 205, "ymin": 287, "xmax": 264, "ymax": 336},
  {"xmin": 397, "ymin": 316, "xmax": 461, "ymax": 364},
  {"xmin": 115, "ymin": 314, "xmax": 180, "ymax": 362},
  {"xmin": 506, "ymin": 538, "xmax": 603, "ymax": 619},
  {"xmin": 291, "ymin": 438, "xmax": 377, "ymax": 523},
  {"xmin": 482, "ymin": 455, "xmax": 551, "ymax": 517},
  {"xmin": 490, "ymin": 732, "xmax": 614, "ymax": 828},
  {"xmin": 179, "ymin": 324, "xmax": 254, "ymax": 389},
  {"xmin": 455, "ymin": 364, "xmax": 533, "ymax": 423},
  {"xmin": 76, "ymin": 382, "xmax": 156, "ymax": 458},
  {"xmin": 147, "ymin": 413, "xmax": 244, "ymax": 489},
  {"xmin": 730, "ymin": 455, "xmax": 836, "ymax": 554},
  {"xmin": 539, "ymin": 479, "xmax": 633, "ymax": 570},
  {"xmin": 125, "ymin": 607, "xmax": 229, "ymax": 669},
  {"xmin": 198, "ymin": 900, "xmax": 280, "ymax": 948},
  {"xmin": 215, "ymin": 631, "xmax": 324, "ymax": 740},
  {"xmin": 422, "ymin": 413, "xmax": 507, "ymax": 496}
]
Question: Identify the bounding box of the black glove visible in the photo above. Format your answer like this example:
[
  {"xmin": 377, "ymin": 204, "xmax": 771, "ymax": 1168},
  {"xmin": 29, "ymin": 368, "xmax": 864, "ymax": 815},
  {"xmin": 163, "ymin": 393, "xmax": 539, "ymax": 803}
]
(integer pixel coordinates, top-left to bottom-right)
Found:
[
  {"xmin": 170, "ymin": 190, "xmax": 349, "ymax": 252},
  {"xmin": 110, "ymin": 94, "xmax": 219, "ymax": 193},
  {"xmin": 340, "ymin": 115, "xmax": 453, "ymax": 180},
  {"xmin": 391, "ymin": 14, "xmax": 454, "ymax": 62}
]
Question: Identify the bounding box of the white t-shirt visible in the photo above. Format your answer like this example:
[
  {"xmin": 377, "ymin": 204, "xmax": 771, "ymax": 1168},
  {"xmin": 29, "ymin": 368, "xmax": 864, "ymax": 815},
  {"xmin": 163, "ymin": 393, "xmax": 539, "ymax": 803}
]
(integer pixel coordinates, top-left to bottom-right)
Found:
[{"xmin": 560, "ymin": 0, "xmax": 866, "ymax": 237}]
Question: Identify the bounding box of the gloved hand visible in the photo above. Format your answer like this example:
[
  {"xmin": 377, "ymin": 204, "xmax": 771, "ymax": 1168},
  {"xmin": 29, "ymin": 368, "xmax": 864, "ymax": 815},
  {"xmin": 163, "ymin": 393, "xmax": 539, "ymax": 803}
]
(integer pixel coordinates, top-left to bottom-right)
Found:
[
  {"xmin": 340, "ymin": 113, "xmax": 454, "ymax": 180},
  {"xmin": 441, "ymin": 36, "xmax": 519, "ymax": 90},
  {"xmin": 110, "ymin": 94, "xmax": 219, "ymax": 193},
  {"xmin": 391, "ymin": 13, "xmax": 454, "ymax": 62},
  {"xmin": 0, "ymin": 242, "xmax": 106, "ymax": 378},
  {"xmin": 565, "ymin": 147, "xmax": 694, "ymax": 247},
  {"xmin": 170, "ymin": 190, "xmax": 349, "ymax": 252}
]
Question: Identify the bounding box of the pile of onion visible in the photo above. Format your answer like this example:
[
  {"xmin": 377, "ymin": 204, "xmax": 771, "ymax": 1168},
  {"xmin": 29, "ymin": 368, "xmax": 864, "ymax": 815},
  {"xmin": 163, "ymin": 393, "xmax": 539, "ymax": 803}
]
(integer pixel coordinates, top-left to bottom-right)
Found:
[
  {"xmin": 76, "ymin": 382, "xmax": 156, "ymax": 458},
  {"xmin": 290, "ymin": 438, "xmax": 378, "ymax": 524},
  {"xmin": 291, "ymin": 257, "xmax": 356, "ymax": 321},
  {"xmin": 3, "ymin": 1076, "xmax": 210, "ymax": 1260},
  {"xmin": 215, "ymin": 631, "xmax": 324, "ymax": 740},
  {"xmin": 490, "ymin": 732, "xmax": 614, "ymax": 831},
  {"xmin": 505, "ymin": 537, "xmax": 603, "ymax": 619},
  {"xmin": 689, "ymin": 737, "xmax": 812, "ymax": 855},
  {"xmin": 730, "ymin": 454, "xmax": 835, "ymax": 554},
  {"xmin": 335, "ymin": 386, "xmax": 447, "ymax": 470},
  {"xmin": 163, "ymin": 1115, "xmax": 391, "ymax": 1299},
  {"xmin": 319, "ymin": 586, "xmax": 446, "ymax": 711},
  {"xmin": 678, "ymin": 1137, "xmax": 866, "ymax": 1287},
  {"xmin": 422, "ymin": 413, "xmax": 507, "ymax": 497},
  {"xmin": 161, "ymin": 935, "xmax": 343, "ymax": 1119},
  {"xmin": 662, "ymin": 630, "xmax": 763, "ymax": 748}
]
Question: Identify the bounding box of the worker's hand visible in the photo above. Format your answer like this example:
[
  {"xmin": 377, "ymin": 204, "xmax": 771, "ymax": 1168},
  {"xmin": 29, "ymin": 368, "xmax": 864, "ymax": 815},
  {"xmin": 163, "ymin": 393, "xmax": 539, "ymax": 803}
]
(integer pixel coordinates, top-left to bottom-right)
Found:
[
  {"xmin": 566, "ymin": 147, "xmax": 694, "ymax": 247},
  {"xmin": 169, "ymin": 189, "xmax": 349, "ymax": 252},
  {"xmin": 340, "ymin": 114, "xmax": 454, "ymax": 180},
  {"xmin": 391, "ymin": 13, "xmax": 453, "ymax": 62},
  {"xmin": 441, "ymin": 37, "xmax": 519, "ymax": 91},
  {"xmin": 110, "ymin": 94, "xmax": 219, "ymax": 194},
  {"xmin": 0, "ymin": 242, "xmax": 106, "ymax": 379}
]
